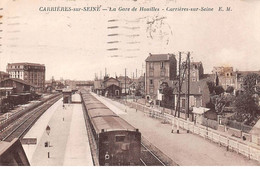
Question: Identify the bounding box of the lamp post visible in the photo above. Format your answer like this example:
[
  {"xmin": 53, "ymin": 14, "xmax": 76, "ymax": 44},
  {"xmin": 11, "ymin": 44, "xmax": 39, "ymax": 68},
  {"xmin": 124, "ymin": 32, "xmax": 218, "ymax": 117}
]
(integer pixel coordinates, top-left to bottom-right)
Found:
[{"xmin": 45, "ymin": 125, "xmax": 51, "ymax": 158}]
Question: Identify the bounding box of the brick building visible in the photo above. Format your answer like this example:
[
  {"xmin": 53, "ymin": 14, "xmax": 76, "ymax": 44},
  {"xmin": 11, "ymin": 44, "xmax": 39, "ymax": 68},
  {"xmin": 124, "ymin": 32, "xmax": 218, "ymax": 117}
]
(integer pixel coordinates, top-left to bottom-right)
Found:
[
  {"xmin": 145, "ymin": 53, "xmax": 177, "ymax": 100},
  {"xmin": 6, "ymin": 63, "xmax": 45, "ymax": 93}
]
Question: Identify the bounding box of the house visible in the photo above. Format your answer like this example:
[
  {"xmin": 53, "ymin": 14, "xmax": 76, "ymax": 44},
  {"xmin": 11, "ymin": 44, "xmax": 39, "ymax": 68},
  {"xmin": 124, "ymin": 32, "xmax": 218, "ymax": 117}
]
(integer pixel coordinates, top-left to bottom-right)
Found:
[
  {"xmin": 128, "ymin": 80, "xmax": 138, "ymax": 95},
  {"xmin": 0, "ymin": 78, "xmax": 36, "ymax": 94},
  {"xmin": 145, "ymin": 53, "xmax": 177, "ymax": 101},
  {"xmin": 103, "ymin": 77, "xmax": 121, "ymax": 97},
  {"xmin": 173, "ymin": 79, "xmax": 211, "ymax": 111},
  {"xmin": 212, "ymin": 66, "xmax": 236, "ymax": 90},
  {"xmin": 117, "ymin": 76, "xmax": 132, "ymax": 95},
  {"xmin": 0, "ymin": 78, "xmax": 37, "ymax": 107},
  {"xmin": 181, "ymin": 62, "xmax": 204, "ymax": 82}
]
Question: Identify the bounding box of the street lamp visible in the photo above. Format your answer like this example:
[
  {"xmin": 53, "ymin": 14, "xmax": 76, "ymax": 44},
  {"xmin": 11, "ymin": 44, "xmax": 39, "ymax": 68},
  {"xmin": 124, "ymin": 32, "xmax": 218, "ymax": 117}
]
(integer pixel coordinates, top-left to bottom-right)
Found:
[{"xmin": 45, "ymin": 125, "xmax": 51, "ymax": 158}]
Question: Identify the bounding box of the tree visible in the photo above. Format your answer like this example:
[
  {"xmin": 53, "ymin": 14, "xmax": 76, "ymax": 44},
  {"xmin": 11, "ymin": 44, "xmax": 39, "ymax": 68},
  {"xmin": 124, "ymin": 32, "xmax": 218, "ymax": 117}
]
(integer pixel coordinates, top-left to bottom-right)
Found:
[
  {"xmin": 162, "ymin": 86, "xmax": 174, "ymax": 109},
  {"xmin": 226, "ymin": 86, "xmax": 234, "ymax": 94},
  {"xmin": 214, "ymin": 85, "xmax": 225, "ymax": 95},
  {"xmin": 243, "ymin": 73, "xmax": 260, "ymax": 94},
  {"xmin": 207, "ymin": 81, "xmax": 215, "ymax": 94},
  {"xmin": 212, "ymin": 93, "xmax": 235, "ymax": 114},
  {"xmin": 233, "ymin": 73, "xmax": 260, "ymax": 123},
  {"xmin": 234, "ymin": 92, "xmax": 259, "ymax": 122}
]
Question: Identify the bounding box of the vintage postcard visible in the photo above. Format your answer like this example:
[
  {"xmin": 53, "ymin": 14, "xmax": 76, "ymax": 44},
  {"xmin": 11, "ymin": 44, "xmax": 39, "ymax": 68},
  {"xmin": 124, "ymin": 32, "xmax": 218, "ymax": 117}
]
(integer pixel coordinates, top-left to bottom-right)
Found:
[{"xmin": 0, "ymin": 0, "xmax": 260, "ymax": 166}]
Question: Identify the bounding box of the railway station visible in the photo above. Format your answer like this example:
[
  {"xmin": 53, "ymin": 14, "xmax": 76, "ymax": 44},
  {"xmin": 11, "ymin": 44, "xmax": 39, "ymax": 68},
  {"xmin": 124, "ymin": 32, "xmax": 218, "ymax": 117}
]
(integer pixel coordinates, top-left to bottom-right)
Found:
[{"xmin": 0, "ymin": 87, "xmax": 260, "ymax": 166}]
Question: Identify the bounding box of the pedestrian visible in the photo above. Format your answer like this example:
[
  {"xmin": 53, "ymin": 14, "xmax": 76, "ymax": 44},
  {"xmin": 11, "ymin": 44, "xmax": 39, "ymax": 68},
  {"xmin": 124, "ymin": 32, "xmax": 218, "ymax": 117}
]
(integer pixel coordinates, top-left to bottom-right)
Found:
[
  {"xmin": 171, "ymin": 118, "xmax": 175, "ymax": 133},
  {"xmin": 177, "ymin": 118, "xmax": 180, "ymax": 134}
]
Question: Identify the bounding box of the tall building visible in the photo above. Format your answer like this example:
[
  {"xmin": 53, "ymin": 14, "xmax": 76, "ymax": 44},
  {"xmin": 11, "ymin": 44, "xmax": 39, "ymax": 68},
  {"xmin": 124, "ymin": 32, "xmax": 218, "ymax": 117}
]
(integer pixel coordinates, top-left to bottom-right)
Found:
[
  {"xmin": 6, "ymin": 63, "xmax": 45, "ymax": 92},
  {"xmin": 145, "ymin": 53, "xmax": 177, "ymax": 100},
  {"xmin": 181, "ymin": 62, "xmax": 204, "ymax": 82},
  {"xmin": 212, "ymin": 66, "xmax": 235, "ymax": 90}
]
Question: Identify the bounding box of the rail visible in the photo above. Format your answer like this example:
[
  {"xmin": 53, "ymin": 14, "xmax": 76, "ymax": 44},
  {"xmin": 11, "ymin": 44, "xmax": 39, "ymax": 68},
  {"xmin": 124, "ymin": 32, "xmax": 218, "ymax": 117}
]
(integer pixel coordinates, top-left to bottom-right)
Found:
[
  {"xmin": 0, "ymin": 93, "xmax": 61, "ymax": 132},
  {"xmin": 140, "ymin": 142, "xmax": 166, "ymax": 166},
  {"xmin": 0, "ymin": 94, "xmax": 62, "ymax": 142}
]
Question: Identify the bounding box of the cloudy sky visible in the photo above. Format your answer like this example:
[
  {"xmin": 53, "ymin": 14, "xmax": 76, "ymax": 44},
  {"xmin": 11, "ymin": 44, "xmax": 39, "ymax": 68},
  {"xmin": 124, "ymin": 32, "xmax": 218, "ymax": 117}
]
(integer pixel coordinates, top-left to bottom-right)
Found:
[{"xmin": 0, "ymin": 0, "xmax": 260, "ymax": 80}]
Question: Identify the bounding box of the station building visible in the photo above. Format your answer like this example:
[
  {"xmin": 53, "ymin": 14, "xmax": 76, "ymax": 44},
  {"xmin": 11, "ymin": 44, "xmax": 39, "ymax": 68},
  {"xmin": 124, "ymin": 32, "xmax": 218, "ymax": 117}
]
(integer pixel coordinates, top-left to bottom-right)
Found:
[{"xmin": 6, "ymin": 63, "xmax": 45, "ymax": 93}]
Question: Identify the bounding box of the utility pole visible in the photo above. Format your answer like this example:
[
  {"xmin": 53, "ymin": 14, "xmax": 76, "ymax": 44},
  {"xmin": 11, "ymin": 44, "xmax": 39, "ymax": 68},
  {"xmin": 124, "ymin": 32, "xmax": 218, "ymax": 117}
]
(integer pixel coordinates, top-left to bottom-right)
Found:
[
  {"xmin": 125, "ymin": 68, "xmax": 127, "ymax": 112},
  {"xmin": 177, "ymin": 52, "xmax": 181, "ymax": 118},
  {"xmin": 186, "ymin": 52, "xmax": 191, "ymax": 120}
]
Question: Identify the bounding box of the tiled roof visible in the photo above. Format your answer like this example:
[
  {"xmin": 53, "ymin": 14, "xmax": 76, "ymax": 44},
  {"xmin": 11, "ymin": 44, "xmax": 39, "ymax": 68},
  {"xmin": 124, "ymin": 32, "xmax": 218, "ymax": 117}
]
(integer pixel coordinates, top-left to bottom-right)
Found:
[
  {"xmin": 173, "ymin": 79, "xmax": 209, "ymax": 95},
  {"xmin": 0, "ymin": 78, "xmax": 36, "ymax": 88},
  {"xmin": 145, "ymin": 53, "xmax": 175, "ymax": 62}
]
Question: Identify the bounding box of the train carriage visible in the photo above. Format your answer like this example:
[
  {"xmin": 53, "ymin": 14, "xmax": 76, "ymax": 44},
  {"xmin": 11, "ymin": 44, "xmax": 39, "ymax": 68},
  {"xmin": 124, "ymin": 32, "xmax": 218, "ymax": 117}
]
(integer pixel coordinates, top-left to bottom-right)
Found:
[{"xmin": 80, "ymin": 89, "xmax": 141, "ymax": 166}]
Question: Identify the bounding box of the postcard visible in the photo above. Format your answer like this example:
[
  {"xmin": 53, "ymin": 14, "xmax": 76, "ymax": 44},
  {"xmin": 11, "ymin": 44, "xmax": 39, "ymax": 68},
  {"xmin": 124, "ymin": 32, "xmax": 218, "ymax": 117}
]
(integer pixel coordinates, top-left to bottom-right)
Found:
[{"xmin": 0, "ymin": 0, "xmax": 260, "ymax": 166}]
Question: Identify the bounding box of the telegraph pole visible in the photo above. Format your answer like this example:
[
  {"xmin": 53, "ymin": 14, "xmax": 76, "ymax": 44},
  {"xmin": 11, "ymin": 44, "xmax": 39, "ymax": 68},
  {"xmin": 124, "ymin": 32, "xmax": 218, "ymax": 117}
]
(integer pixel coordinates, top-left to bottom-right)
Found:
[
  {"xmin": 177, "ymin": 52, "xmax": 181, "ymax": 118},
  {"xmin": 187, "ymin": 52, "xmax": 191, "ymax": 120},
  {"xmin": 125, "ymin": 68, "xmax": 127, "ymax": 112}
]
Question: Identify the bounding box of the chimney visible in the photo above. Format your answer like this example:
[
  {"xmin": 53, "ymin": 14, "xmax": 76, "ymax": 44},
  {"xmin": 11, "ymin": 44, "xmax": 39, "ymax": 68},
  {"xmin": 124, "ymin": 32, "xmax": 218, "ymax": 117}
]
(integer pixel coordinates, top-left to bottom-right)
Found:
[{"xmin": 149, "ymin": 53, "xmax": 152, "ymax": 56}]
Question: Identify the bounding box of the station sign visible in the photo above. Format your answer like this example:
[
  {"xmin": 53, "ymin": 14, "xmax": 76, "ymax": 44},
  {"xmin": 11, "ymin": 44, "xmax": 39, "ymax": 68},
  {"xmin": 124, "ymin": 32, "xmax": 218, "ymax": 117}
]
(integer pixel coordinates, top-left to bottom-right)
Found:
[{"xmin": 21, "ymin": 138, "xmax": 37, "ymax": 145}]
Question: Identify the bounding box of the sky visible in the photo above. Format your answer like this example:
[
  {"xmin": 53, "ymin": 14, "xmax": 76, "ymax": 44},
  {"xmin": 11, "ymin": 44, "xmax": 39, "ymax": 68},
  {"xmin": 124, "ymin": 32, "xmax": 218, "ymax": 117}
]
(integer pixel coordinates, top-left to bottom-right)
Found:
[{"xmin": 0, "ymin": 0, "xmax": 260, "ymax": 80}]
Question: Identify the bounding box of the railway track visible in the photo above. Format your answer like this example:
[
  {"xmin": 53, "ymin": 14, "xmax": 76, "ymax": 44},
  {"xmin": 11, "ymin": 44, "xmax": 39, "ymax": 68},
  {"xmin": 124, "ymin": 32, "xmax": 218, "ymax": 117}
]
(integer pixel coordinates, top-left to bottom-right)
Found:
[
  {"xmin": 140, "ymin": 142, "xmax": 166, "ymax": 166},
  {"xmin": 0, "ymin": 94, "xmax": 62, "ymax": 142}
]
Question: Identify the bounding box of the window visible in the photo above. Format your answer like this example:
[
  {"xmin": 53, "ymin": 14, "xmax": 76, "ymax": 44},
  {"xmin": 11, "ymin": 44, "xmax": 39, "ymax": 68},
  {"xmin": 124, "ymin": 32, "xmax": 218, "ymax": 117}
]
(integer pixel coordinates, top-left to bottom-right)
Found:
[
  {"xmin": 181, "ymin": 99, "xmax": 185, "ymax": 108},
  {"xmin": 150, "ymin": 79, "xmax": 153, "ymax": 85},
  {"xmin": 150, "ymin": 71, "xmax": 154, "ymax": 77},
  {"xmin": 192, "ymin": 71, "xmax": 196, "ymax": 77},
  {"xmin": 150, "ymin": 88, "xmax": 154, "ymax": 94},
  {"xmin": 149, "ymin": 62, "xmax": 154, "ymax": 69},
  {"xmin": 116, "ymin": 135, "xmax": 125, "ymax": 142},
  {"xmin": 160, "ymin": 62, "xmax": 164, "ymax": 69}
]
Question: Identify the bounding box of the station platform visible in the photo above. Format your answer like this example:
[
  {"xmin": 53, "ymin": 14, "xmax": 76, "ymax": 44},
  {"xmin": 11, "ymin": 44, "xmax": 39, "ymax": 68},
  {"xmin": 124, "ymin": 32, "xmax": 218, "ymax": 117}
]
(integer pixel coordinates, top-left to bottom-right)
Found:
[
  {"xmin": 22, "ymin": 94, "xmax": 93, "ymax": 166},
  {"xmin": 91, "ymin": 93, "xmax": 260, "ymax": 166}
]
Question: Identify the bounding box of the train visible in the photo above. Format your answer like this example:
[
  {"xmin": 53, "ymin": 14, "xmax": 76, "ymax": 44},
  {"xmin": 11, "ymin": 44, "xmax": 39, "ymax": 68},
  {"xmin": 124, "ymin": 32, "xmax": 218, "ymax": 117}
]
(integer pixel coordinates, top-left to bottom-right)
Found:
[
  {"xmin": 80, "ymin": 88, "xmax": 141, "ymax": 166},
  {"xmin": 0, "ymin": 93, "xmax": 42, "ymax": 114}
]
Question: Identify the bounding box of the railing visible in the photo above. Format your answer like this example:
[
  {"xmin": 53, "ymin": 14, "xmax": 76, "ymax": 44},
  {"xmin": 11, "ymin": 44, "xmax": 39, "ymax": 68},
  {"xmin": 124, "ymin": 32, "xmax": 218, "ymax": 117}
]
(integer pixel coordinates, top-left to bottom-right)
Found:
[{"xmin": 118, "ymin": 99, "xmax": 260, "ymax": 163}]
